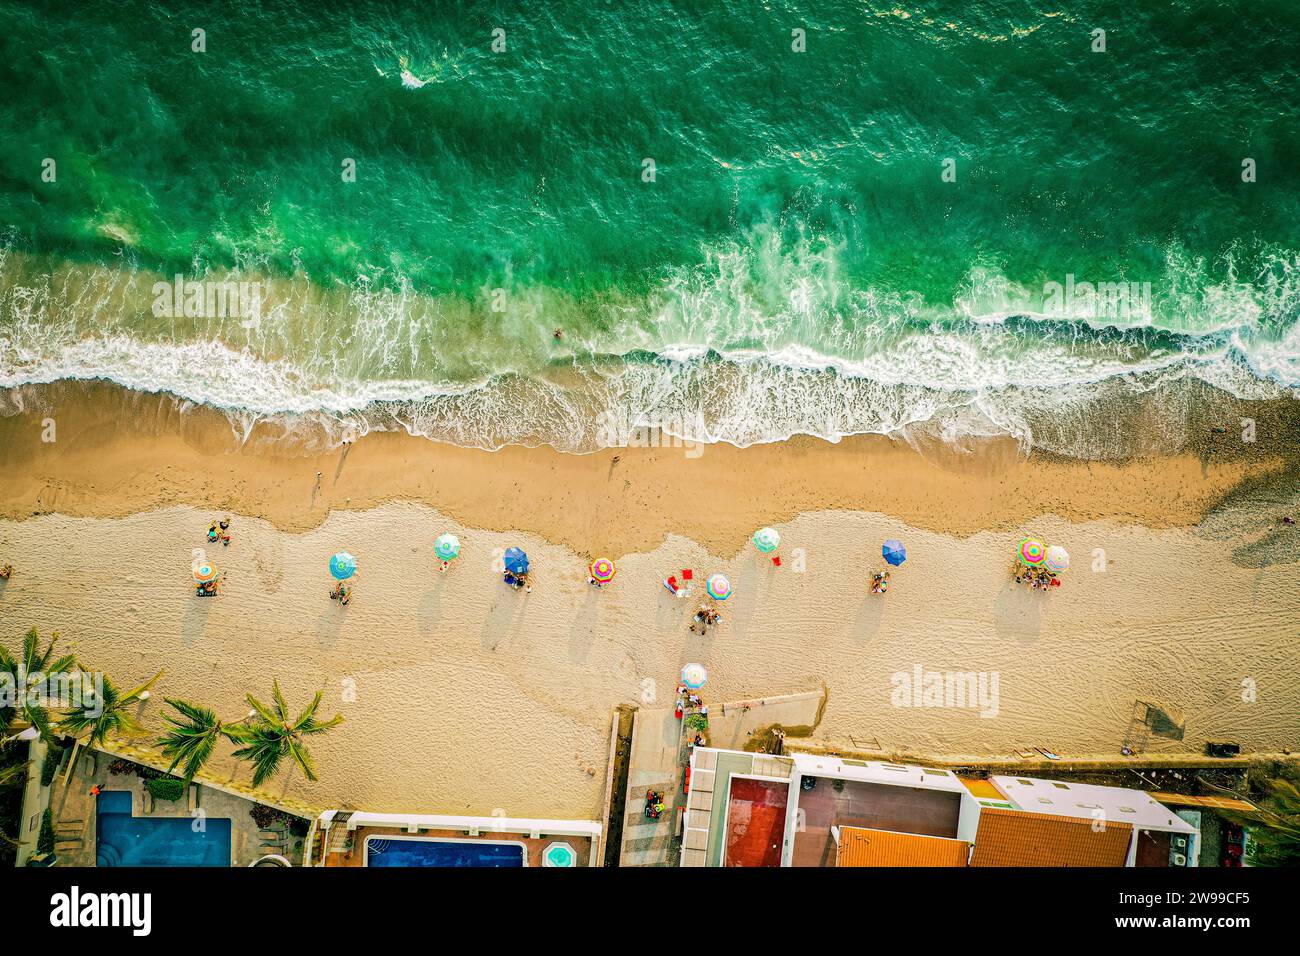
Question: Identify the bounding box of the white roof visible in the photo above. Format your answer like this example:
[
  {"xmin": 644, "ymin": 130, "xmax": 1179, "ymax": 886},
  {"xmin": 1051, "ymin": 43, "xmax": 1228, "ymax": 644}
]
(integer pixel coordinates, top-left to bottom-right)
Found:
[
  {"xmin": 991, "ymin": 775, "xmax": 1197, "ymax": 834},
  {"xmin": 791, "ymin": 753, "xmax": 968, "ymax": 794}
]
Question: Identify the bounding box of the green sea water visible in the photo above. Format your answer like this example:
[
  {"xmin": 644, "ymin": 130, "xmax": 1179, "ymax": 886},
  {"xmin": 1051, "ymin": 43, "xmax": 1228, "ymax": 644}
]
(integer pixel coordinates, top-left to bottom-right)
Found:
[{"xmin": 0, "ymin": 0, "xmax": 1297, "ymax": 454}]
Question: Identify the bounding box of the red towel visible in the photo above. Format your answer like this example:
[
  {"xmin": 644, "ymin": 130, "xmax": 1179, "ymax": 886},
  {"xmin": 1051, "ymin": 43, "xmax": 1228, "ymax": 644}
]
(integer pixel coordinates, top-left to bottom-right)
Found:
[
  {"xmin": 772, "ymin": 555, "xmax": 781, "ymax": 566},
  {"xmin": 682, "ymin": 569, "xmax": 694, "ymax": 580}
]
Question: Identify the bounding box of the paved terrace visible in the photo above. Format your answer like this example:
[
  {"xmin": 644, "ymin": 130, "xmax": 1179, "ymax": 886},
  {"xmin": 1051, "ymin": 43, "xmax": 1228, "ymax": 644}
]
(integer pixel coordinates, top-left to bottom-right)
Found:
[{"xmin": 47, "ymin": 746, "xmax": 304, "ymax": 867}]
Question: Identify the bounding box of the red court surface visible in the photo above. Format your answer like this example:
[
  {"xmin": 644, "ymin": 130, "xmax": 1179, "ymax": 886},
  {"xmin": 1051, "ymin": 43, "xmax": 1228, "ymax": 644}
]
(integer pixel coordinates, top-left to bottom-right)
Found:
[{"xmin": 724, "ymin": 777, "xmax": 789, "ymax": 867}]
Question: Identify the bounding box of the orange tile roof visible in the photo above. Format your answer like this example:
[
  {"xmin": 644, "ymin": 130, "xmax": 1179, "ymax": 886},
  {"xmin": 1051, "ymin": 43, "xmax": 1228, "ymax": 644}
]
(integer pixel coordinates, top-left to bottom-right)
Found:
[
  {"xmin": 970, "ymin": 808, "xmax": 1132, "ymax": 867},
  {"xmin": 836, "ymin": 827, "xmax": 971, "ymax": 867}
]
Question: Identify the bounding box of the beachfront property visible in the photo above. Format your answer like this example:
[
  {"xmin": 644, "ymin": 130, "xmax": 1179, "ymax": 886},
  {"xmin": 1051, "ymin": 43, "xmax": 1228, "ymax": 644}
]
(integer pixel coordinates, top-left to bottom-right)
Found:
[
  {"xmin": 304, "ymin": 810, "xmax": 602, "ymax": 867},
  {"xmin": 680, "ymin": 749, "xmax": 1200, "ymax": 868}
]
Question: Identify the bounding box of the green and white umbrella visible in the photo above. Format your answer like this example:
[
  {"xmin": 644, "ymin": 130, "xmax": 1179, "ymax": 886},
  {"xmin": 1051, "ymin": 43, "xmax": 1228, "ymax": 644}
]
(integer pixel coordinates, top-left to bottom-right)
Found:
[
  {"xmin": 752, "ymin": 527, "xmax": 781, "ymax": 554},
  {"xmin": 434, "ymin": 533, "xmax": 461, "ymax": 561}
]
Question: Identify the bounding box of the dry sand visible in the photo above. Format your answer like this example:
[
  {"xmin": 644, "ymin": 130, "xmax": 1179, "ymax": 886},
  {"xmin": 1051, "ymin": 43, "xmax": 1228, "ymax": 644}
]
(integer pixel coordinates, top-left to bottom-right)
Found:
[
  {"xmin": 1, "ymin": 503, "xmax": 1297, "ymax": 820},
  {"xmin": 0, "ymin": 383, "xmax": 1297, "ymax": 820}
]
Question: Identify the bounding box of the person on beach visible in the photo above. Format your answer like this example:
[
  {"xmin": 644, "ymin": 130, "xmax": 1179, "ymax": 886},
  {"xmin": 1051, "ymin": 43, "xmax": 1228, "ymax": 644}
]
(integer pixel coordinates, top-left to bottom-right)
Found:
[
  {"xmin": 690, "ymin": 604, "xmax": 711, "ymax": 634},
  {"xmin": 0, "ymin": 564, "xmax": 12, "ymax": 580},
  {"xmin": 219, "ymin": 518, "xmax": 231, "ymax": 546},
  {"xmin": 329, "ymin": 581, "xmax": 350, "ymax": 605},
  {"xmin": 207, "ymin": 523, "xmax": 220, "ymax": 543},
  {"xmin": 871, "ymin": 570, "xmax": 890, "ymax": 594}
]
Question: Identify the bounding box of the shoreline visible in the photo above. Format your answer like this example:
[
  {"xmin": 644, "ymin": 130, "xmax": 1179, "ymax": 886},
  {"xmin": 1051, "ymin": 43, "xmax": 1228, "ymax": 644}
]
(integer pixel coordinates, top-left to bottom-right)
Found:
[
  {"xmin": 1, "ymin": 380, "xmax": 1298, "ymax": 817},
  {"xmin": 2, "ymin": 381, "xmax": 1297, "ymax": 556}
]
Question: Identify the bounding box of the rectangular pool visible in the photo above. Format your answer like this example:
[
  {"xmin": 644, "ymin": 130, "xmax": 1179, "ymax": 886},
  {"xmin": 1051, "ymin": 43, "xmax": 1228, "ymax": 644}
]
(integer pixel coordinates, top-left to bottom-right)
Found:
[
  {"xmin": 365, "ymin": 835, "xmax": 526, "ymax": 867},
  {"xmin": 96, "ymin": 790, "xmax": 232, "ymax": 867}
]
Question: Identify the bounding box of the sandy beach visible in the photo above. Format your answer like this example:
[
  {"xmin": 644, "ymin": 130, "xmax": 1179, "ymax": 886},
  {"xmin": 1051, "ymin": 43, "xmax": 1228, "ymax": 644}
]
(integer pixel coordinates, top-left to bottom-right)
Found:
[{"xmin": 1, "ymin": 383, "xmax": 1297, "ymax": 821}]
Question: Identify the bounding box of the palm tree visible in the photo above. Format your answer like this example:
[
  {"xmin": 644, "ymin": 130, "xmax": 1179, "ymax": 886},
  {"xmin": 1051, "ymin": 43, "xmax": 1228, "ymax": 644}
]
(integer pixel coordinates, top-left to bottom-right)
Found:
[
  {"xmin": 1223, "ymin": 777, "xmax": 1300, "ymax": 867},
  {"xmin": 229, "ymin": 680, "xmax": 342, "ymax": 788},
  {"xmin": 59, "ymin": 670, "xmax": 163, "ymax": 751},
  {"xmin": 156, "ymin": 699, "xmax": 248, "ymax": 784},
  {"xmin": 0, "ymin": 629, "xmax": 76, "ymax": 742},
  {"xmin": 56, "ymin": 669, "xmax": 162, "ymax": 818}
]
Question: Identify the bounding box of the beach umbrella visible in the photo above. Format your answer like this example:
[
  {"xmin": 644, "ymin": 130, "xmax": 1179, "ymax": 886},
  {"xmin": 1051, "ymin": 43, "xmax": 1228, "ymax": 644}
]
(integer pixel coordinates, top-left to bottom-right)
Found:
[
  {"xmin": 752, "ymin": 527, "xmax": 781, "ymax": 554},
  {"xmin": 681, "ymin": 663, "xmax": 708, "ymax": 690},
  {"xmin": 329, "ymin": 552, "xmax": 357, "ymax": 580},
  {"xmin": 589, "ymin": 557, "xmax": 616, "ymax": 583},
  {"xmin": 705, "ymin": 573, "xmax": 731, "ymax": 601},
  {"xmin": 1045, "ymin": 545, "xmax": 1070, "ymax": 573},
  {"xmin": 1018, "ymin": 538, "xmax": 1047, "ymax": 567},
  {"xmin": 503, "ymin": 547, "xmax": 529, "ymax": 575},
  {"xmin": 192, "ymin": 562, "xmax": 220, "ymax": 584},
  {"xmin": 882, "ymin": 539, "xmax": 907, "ymax": 566},
  {"xmin": 434, "ymin": 533, "xmax": 460, "ymax": 561}
]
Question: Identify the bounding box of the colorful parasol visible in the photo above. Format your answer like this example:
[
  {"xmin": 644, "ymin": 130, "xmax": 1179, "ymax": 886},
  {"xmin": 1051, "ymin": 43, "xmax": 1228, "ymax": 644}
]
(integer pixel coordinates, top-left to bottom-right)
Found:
[{"xmin": 1018, "ymin": 538, "xmax": 1047, "ymax": 566}]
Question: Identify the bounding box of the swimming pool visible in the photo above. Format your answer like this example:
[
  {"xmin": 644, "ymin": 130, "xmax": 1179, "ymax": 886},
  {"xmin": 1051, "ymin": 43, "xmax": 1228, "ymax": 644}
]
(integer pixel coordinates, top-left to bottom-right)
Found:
[
  {"xmin": 364, "ymin": 836, "xmax": 526, "ymax": 867},
  {"xmin": 96, "ymin": 790, "xmax": 233, "ymax": 867}
]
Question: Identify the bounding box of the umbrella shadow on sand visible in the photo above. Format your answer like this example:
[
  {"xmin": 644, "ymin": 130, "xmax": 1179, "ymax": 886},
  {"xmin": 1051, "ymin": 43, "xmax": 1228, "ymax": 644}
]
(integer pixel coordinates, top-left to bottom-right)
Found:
[
  {"xmin": 480, "ymin": 588, "xmax": 528, "ymax": 653},
  {"xmin": 853, "ymin": 595, "xmax": 885, "ymax": 645},
  {"xmin": 565, "ymin": 587, "xmax": 602, "ymax": 664},
  {"xmin": 180, "ymin": 597, "xmax": 213, "ymax": 647},
  {"xmin": 315, "ymin": 602, "xmax": 347, "ymax": 649},
  {"xmin": 993, "ymin": 584, "xmax": 1043, "ymax": 644},
  {"xmin": 417, "ymin": 575, "xmax": 447, "ymax": 638}
]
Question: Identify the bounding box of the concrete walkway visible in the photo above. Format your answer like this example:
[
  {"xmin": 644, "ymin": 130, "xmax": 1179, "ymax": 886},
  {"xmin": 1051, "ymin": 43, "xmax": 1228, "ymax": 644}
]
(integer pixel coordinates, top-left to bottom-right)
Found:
[{"xmin": 616, "ymin": 690, "xmax": 825, "ymax": 867}]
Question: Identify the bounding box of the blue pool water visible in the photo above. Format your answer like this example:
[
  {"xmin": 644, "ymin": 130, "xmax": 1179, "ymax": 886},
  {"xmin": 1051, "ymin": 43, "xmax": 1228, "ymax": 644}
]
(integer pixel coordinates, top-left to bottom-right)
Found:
[
  {"xmin": 96, "ymin": 790, "xmax": 232, "ymax": 867},
  {"xmin": 366, "ymin": 838, "xmax": 525, "ymax": 868}
]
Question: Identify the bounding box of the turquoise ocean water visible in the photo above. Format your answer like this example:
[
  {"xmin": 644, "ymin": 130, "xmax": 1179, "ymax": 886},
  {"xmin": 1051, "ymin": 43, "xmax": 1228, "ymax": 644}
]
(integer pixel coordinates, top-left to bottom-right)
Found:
[{"xmin": 1, "ymin": 0, "xmax": 1297, "ymax": 455}]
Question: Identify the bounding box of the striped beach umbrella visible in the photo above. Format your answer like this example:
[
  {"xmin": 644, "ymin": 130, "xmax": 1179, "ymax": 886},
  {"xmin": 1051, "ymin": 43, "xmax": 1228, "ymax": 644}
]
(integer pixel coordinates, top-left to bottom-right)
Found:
[
  {"xmin": 503, "ymin": 547, "xmax": 529, "ymax": 575},
  {"xmin": 1045, "ymin": 545, "xmax": 1070, "ymax": 573},
  {"xmin": 1018, "ymin": 538, "xmax": 1047, "ymax": 567},
  {"xmin": 882, "ymin": 539, "xmax": 907, "ymax": 566},
  {"xmin": 705, "ymin": 573, "xmax": 731, "ymax": 601},
  {"xmin": 681, "ymin": 663, "xmax": 708, "ymax": 689},
  {"xmin": 589, "ymin": 557, "xmax": 616, "ymax": 583},
  {"xmin": 434, "ymin": 533, "xmax": 460, "ymax": 561},
  {"xmin": 752, "ymin": 527, "xmax": 781, "ymax": 554},
  {"xmin": 192, "ymin": 562, "xmax": 220, "ymax": 584},
  {"xmin": 329, "ymin": 552, "xmax": 357, "ymax": 580}
]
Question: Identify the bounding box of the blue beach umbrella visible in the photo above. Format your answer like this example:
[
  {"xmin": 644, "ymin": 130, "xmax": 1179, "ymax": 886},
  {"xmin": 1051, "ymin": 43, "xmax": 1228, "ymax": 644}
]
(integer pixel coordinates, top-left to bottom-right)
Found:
[
  {"xmin": 882, "ymin": 540, "xmax": 907, "ymax": 567},
  {"xmin": 503, "ymin": 547, "xmax": 529, "ymax": 575},
  {"xmin": 329, "ymin": 552, "xmax": 357, "ymax": 580}
]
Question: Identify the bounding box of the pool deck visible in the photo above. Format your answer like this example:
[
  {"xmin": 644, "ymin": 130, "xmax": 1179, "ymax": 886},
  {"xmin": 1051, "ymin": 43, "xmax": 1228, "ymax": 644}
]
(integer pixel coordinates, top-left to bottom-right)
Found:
[
  {"xmin": 313, "ymin": 824, "xmax": 595, "ymax": 867},
  {"xmin": 47, "ymin": 747, "xmax": 306, "ymax": 867}
]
